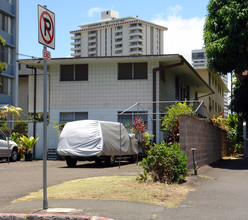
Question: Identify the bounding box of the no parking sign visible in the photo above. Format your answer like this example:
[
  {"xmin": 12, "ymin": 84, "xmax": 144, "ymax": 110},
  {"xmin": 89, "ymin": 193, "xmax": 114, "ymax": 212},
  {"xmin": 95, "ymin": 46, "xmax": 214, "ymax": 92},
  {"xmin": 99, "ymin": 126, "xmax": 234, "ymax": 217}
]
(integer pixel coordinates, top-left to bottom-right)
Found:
[
  {"xmin": 37, "ymin": 4, "xmax": 55, "ymax": 210},
  {"xmin": 38, "ymin": 4, "xmax": 55, "ymax": 49}
]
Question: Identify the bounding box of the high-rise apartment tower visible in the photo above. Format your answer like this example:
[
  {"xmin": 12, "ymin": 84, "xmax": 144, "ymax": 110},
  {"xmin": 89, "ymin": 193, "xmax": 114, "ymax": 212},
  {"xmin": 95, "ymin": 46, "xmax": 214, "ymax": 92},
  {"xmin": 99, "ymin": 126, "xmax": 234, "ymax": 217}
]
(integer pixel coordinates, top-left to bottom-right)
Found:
[{"xmin": 70, "ymin": 10, "xmax": 167, "ymax": 57}]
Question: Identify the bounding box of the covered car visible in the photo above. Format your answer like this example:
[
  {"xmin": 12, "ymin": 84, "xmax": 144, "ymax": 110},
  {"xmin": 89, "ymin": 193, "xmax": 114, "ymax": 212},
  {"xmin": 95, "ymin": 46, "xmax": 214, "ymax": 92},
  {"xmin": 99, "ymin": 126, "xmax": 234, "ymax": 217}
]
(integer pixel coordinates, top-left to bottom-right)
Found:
[{"xmin": 57, "ymin": 120, "xmax": 138, "ymax": 167}]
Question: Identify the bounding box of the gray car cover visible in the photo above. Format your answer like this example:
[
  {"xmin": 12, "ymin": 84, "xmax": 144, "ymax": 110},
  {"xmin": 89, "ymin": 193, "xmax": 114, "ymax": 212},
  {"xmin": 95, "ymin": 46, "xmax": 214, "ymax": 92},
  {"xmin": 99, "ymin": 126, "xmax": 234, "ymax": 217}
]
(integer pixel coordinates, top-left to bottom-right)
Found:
[{"xmin": 57, "ymin": 120, "xmax": 138, "ymax": 157}]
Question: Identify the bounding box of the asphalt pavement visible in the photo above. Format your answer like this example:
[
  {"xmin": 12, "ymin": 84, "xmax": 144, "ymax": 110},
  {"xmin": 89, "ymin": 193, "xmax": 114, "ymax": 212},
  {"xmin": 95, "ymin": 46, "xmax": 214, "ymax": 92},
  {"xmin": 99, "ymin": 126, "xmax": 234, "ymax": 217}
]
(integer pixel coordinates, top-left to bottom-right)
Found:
[{"xmin": 1, "ymin": 158, "xmax": 248, "ymax": 220}]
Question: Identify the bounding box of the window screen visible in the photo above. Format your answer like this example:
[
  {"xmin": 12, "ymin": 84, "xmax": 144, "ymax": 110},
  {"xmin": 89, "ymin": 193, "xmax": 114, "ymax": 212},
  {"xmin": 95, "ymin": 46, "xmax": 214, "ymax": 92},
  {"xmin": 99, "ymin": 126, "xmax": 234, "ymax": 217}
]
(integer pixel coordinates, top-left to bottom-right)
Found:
[
  {"xmin": 118, "ymin": 63, "xmax": 132, "ymax": 79},
  {"xmin": 75, "ymin": 64, "xmax": 88, "ymax": 81},
  {"xmin": 75, "ymin": 112, "xmax": 88, "ymax": 120},
  {"xmin": 118, "ymin": 62, "xmax": 147, "ymax": 80},
  {"xmin": 60, "ymin": 112, "xmax": 73, "ymax": 122},
  {"xmin": 60, "ymin": 112, "xmax": 88, "ymax": 123},
  {"xmin": 134, "ymin": 63, "xmax": 147, "ymax": 79},
  {"xmin": 60, "ymin": 65, "xmax": 73, "ymax": 81}
]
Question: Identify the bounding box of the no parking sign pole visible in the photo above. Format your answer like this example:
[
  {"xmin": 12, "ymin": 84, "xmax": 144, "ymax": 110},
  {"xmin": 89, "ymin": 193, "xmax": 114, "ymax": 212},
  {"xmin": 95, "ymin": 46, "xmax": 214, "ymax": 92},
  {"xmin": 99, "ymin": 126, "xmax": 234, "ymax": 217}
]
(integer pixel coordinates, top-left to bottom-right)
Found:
[{"xmin": 38, "ymin": 4, "xmax": 55, "ymax": 210}]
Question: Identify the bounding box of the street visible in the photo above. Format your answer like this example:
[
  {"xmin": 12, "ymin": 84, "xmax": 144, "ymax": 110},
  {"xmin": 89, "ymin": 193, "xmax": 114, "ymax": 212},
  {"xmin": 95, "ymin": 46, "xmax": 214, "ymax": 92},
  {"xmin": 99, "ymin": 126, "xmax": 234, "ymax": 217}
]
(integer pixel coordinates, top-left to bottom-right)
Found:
[
  {"xmin": 0, "ymin": 160, "xmax": 141, "ymax": 210},
  {"xmin": 1, "ymin": 158, "xmax": 248, "ymax": 220}
]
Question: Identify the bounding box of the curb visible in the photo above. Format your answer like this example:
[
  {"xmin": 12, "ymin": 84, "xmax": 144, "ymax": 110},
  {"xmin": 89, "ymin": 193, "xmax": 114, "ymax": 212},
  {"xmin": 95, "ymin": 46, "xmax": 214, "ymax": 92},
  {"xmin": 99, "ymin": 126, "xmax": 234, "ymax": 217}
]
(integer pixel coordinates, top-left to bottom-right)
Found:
[{"xmin": 0, "ymin": 213, "xmax": 114, "ymax": 220}]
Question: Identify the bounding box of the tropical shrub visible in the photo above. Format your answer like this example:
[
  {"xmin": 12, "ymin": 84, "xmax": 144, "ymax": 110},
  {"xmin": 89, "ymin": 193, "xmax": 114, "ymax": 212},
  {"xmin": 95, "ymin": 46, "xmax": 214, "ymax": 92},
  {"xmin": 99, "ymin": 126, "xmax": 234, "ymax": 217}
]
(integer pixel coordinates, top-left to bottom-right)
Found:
[
  {"xmin": 211, "ymin": 113, "xmax": 243, "ymax": 155},
  {"xmin": 20, "ymin": 135, "xmax": 39, "ymax": 154},
  {"xmin": 53, "ymin": 122, "xmax": 66, "ymax": 136},
  {"xmin": 211, "ymin": 113, "xmax": 228, "ymax": 130},
  {"xmin": 139, "ymin": 142, "xmax": 187, "ymax": 184},
  {"xmin": 161, "ymin": 102, "xmax": 195, "ymax": 143},
  {"xmin": 141, "ymin": 132, "xmax": 154, "ymax": 157}
]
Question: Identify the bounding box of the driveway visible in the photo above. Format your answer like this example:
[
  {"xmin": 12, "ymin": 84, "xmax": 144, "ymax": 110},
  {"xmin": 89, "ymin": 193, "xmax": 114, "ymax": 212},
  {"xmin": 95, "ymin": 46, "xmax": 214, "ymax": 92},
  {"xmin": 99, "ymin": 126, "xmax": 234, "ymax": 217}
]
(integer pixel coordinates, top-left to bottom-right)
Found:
[
  {"xmin": 0, "ymin": 160, "xmax": 141, "ymax": 210},
  {"xmin": 1, "ymin": 158, "xmax": 248, "ymax": 220}
]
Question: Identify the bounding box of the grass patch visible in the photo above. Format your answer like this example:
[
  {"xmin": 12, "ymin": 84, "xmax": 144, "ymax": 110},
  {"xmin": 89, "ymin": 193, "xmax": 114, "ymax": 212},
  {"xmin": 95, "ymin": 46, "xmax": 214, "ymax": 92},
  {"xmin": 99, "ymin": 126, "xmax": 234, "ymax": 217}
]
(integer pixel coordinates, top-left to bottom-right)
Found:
[{"xmin": 12, "ymin": 176, "xmax": 194, "ymax": 208}]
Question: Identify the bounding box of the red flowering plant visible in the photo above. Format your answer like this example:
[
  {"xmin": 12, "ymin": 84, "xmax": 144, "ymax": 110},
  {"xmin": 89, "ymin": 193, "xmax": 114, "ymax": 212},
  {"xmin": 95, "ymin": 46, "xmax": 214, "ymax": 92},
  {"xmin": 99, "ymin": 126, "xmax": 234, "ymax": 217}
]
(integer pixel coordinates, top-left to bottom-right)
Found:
[
  {"xmin": 18, "ymin": 145, "xmax": 26, "ymax": 159},
  {"xmin": 130, "ymin": 117, "xmax": 147, "ymax": 138},
  {"xmin": 130, "ymin": 117, "xmax": 154, "ymax": 156}
]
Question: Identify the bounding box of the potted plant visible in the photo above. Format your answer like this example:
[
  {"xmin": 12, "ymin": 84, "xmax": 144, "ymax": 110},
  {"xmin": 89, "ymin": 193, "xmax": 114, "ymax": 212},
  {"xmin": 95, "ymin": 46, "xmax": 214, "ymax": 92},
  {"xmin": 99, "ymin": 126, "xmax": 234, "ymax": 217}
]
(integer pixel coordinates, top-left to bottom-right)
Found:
[{"xmin": 20, "ymin": 135, "xmax": 39, "ymax": 161}]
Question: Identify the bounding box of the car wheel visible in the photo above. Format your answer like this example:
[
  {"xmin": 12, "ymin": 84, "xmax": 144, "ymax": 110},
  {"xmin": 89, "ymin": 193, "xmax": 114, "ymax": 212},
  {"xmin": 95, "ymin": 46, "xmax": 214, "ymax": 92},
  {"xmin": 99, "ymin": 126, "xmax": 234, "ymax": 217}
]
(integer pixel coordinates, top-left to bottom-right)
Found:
[
  {"xmin": 10, "ymin": 149, "xmax": 18, "ymax": 162},
  {"xmin": 66, "ymin": 157, "xmax": 77, "ymax": 167},
  {"xmin": 95, "ymin": 159, "xmax": 102, "ymax": 165},
  {"xmin": 106, "ymin": 156, "xmax": 115, "ymax": 166}
]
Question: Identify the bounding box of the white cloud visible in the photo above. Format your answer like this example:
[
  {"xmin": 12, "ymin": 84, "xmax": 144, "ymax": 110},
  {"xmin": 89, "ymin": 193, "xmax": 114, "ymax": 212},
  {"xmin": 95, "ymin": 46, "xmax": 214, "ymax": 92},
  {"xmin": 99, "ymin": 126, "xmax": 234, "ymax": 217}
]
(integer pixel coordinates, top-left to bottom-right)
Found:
[
  {"xmin": 88, "ymin": 7, "xmax": 102, "ymax": 17},
  {"xmin": 168, "ymin": 5, "xmax": 182, "ymax": 16},
  {"xmin": 152, "ymin": 14, "xmax": 205, "ymax": 64}
]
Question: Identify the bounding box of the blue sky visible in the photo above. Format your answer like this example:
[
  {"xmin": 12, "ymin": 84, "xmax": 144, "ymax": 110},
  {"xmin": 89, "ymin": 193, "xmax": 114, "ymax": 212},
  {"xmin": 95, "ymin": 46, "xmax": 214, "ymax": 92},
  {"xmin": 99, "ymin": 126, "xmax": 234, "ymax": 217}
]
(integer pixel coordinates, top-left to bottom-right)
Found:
[{"xmin": 19, "ymin": 0, "xmax": 210, "ymax": 62}]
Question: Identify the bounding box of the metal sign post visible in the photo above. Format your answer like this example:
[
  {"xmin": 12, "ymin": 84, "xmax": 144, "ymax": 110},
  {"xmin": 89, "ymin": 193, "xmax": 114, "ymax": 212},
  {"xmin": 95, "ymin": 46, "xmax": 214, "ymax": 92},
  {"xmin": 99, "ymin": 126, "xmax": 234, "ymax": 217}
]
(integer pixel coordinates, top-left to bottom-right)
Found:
[
  {"xmin": 43, "ymin": 45, "xmax": 48, "ymax": 210},
  {"xmin": 38, "ymin": 4, "xmax": 55, "ymax": 210},
  {"xmin": 244, "ymin": 121, "xmax": 247, "ymax": 159}
]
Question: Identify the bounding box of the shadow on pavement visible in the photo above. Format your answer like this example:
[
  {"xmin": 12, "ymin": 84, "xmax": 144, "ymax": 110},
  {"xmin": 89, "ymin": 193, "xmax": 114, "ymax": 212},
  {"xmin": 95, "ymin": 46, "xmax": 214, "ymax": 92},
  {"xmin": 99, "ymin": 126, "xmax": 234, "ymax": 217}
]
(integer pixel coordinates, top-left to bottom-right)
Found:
[
  {"xmin": 58, "ymin": 161, "xmax": 136, "ymax": 169},
  {"xmin": 209, "ymin": 157, "xmax": 248, "ymax": 170}
]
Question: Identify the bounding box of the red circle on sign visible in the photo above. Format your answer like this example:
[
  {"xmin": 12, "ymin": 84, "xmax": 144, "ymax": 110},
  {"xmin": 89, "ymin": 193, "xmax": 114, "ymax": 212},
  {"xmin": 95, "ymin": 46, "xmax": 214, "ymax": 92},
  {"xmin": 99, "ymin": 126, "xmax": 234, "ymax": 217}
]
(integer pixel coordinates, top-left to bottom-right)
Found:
[{"xmin": 40, "ymin": 11, "xmax": 54, "ymax": 44}]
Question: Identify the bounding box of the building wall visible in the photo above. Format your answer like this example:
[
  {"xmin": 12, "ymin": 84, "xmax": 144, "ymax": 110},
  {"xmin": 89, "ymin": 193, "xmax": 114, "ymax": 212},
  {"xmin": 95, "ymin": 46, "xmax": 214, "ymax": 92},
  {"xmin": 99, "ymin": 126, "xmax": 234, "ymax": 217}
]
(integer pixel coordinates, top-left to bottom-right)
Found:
[
  {"xmin": 192, "ymin": 49, "xmax": 229, "ymax": 118},
  {"xmin": 179, "ymin": 115, "xmax": 227, "ymax": 170},
  {"xmin": 196, "ymin": 68, "xmax": 226, "ymax": 118},
  {"xmin": 29, "ymin": 61, "xmax": 155, "ymax": 111},
  {"xmin": 18, "ymin": 77, "xmax": 28, "ymax": 115},
  {"xmin": 0, "ymin": 0, "xmax": 18, "ymax": 106},
  {"xmin": 27, "ymin": 62, "xmax": 149, "ymax": 157},
  {"xmin": 28, "ymin": 60, "xmax": 157, "ymax": 158},
  {"xmin": 25, "ymin": 56, "xmax": 211, "ymax": 159},
  {"xmin": 28, "ymin": 74, "xmax": 50, "ymax": 112}
]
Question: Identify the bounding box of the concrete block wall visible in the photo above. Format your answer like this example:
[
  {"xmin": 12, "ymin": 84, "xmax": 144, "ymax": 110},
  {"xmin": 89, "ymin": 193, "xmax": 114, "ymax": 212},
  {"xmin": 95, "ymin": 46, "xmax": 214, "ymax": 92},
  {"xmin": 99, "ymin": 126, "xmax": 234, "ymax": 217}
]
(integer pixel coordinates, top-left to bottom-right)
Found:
[{"xmin": 179, "ymin": 115, "xmax": 227, "ymax": 170}]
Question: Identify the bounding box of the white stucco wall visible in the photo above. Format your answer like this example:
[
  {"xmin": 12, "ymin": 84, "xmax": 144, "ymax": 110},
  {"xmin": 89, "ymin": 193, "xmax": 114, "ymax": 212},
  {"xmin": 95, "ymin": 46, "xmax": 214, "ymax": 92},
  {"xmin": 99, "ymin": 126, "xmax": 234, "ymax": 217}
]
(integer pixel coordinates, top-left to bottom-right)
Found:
[
  {"xmin": 28, "ymin": 59, "xmax": 159, "ymax": 158},
  {"xmin": 24, "ymin": 56, "xmax": 210, "ymax": 159}
]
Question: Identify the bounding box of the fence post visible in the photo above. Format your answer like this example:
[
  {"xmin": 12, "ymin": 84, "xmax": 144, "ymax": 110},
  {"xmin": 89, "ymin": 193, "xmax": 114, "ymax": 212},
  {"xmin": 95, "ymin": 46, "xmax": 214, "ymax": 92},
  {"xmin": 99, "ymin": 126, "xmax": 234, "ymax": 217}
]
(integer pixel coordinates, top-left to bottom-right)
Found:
[
  {"xmin": 244, "ymin": 121, "xmax": 247, "ymax": 159},
  {"xmin": 191, "ymin": 148, "xmax": 197, "ymax": 175}
]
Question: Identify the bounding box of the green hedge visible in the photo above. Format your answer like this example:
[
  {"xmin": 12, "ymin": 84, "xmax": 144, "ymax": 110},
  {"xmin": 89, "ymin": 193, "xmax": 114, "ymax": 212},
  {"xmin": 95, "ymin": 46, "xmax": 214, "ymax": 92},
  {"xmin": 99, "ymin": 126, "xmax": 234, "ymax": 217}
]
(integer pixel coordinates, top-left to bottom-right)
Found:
[{"xmin": 139, "ymin": 142, "xmax": 187, "ymax": 184}]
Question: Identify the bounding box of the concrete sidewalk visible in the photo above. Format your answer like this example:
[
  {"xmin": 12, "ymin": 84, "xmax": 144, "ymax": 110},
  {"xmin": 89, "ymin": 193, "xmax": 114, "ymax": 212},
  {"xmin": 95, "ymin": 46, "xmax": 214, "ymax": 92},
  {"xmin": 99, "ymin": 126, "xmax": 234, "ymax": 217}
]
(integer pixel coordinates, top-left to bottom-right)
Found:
[{"xmin": 1, "ymin": 158, "xmax": 248, "ymax": 220}]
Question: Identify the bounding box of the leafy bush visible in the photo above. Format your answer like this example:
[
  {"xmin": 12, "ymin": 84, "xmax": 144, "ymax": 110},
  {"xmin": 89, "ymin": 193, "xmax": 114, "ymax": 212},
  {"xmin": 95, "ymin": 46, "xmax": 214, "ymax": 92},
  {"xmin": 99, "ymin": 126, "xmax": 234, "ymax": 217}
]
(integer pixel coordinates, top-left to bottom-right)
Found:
[
  {"xmin": 20, "ymin": 135, "xmax": 39, "ymax": 154},
  {"xmin": 53, "ymin": 122, "xmax": 66, "ymax": 136},
  {"xmin": 161, "ymin": 102, "xmax": 195, "ymax": 143},
  {"xmin": 14, "ymin": 118, "xmax": 28, "ymax": 131},
  {"xmin": 139, "ymin": 142, "xmax": 187, "ymax": 184},
  {"xmin": 211, "ymin": 113, "xmax": 243, "ymax": 155},
  {"xmin": 141, "ymin": 132, "xmax": 154, "ymax": 157}
]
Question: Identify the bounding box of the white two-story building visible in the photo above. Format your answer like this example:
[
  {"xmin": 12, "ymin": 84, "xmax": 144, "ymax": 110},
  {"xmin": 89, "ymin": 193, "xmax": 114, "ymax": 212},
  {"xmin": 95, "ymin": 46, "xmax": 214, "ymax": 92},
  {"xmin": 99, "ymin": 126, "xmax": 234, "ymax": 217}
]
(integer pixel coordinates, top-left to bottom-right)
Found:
[{"xmin": 20, "ymin": 54, "xmax": 213, "ymax": 159}]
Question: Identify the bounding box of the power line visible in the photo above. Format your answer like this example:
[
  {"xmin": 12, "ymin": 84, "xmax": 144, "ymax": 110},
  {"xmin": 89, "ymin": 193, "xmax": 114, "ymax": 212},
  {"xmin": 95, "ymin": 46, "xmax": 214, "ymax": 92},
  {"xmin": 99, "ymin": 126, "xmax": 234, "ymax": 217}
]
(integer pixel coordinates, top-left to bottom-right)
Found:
[
  {"xmin": 17, "ymin": 52, "xmax": 40, "ymax": 59},
  {"xmin": 0, "ymin": 48, "xmax": 41, "ymax": 60}
]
